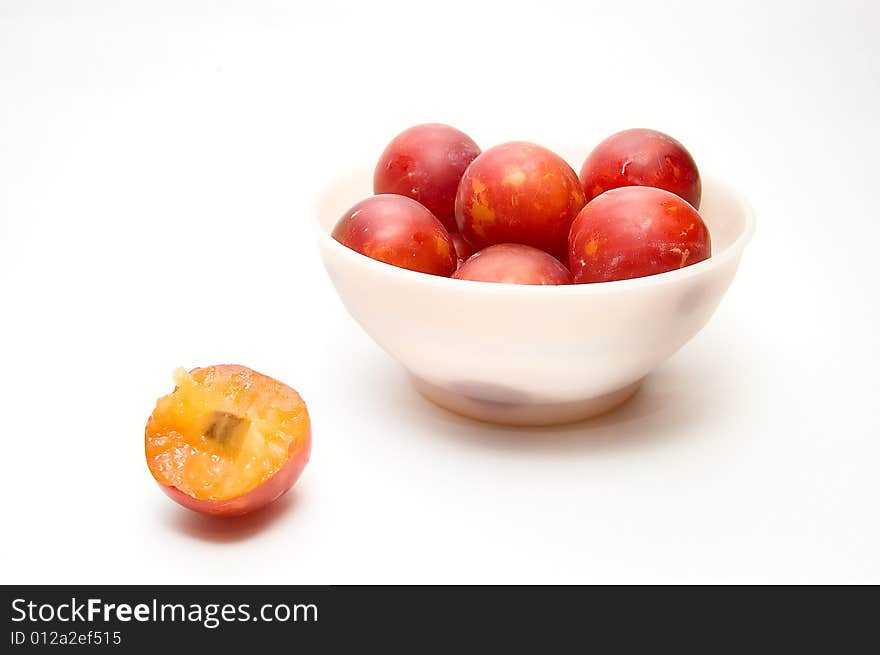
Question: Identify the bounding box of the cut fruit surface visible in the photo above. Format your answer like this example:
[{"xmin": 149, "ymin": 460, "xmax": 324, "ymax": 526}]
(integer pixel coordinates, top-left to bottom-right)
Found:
[{"xmin": 145, "ymin": 365, "xmax": 310, "ymax": 512}]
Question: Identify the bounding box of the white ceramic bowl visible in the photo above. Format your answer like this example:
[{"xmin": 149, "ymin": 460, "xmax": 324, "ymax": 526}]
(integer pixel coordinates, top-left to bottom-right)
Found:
[{"xmin": 317, "ymin": 155, "xmax": 754, "ymax": 426}]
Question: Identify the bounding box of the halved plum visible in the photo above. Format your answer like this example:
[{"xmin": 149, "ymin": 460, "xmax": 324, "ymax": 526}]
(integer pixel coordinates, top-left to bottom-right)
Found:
[{"xmin": 145, "ymin": 365, "xmax": 311, "ymax": 517}]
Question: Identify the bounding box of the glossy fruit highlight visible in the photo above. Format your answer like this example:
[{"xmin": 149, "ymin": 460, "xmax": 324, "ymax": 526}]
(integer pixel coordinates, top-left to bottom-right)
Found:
[{"xmin": 454, "ymin": 244, "xmax": 571, "ymax": 285}]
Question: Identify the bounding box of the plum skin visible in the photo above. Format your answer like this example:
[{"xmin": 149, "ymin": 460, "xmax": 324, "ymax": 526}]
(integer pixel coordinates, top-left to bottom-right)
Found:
[
  {"xmin": 451, "ymin": 232, "xmax": 475, "ymax": 265},
  {"xmin": 455, "ymin": 142, "xmax": 586, "ymax": 258},
  {"xmin": 568, "ymin": 186, "xmax": 711, "ymax": 284},
  {"xmin": 332, "ymin": 194, "xmax": 457, "ymax": 277},
  {"xmin": 373, "ymin": 123, "xmax": 481, "ymax": 231},
  {"xmin": 159, "ymin": 436, "xmax": 310, "ymax": 517},
  {"xmin": 579, "ymin": 128, "xmax": 701, "ymax": 208},
  {"xmin": 453, "ymin": 244, "xmax": 572, "ymax": 285}
]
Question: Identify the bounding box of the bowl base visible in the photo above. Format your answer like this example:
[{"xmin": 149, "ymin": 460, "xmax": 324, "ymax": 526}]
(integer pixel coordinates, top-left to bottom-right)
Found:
[{"xmin": 410, "ymin": 375, "xmax": 643, "ymax": 427}]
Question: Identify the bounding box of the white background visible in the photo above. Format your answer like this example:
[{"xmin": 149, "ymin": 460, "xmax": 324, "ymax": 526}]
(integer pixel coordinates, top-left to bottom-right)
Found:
[{"xmin": 1, "ymin": 0, "xmax": 878, "ymax": 584}]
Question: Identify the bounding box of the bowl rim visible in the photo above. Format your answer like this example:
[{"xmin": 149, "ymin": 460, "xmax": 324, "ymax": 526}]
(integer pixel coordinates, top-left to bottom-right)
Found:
[{"xmin": 315, "ymin": 174, "xmax": 755, "ymax": 295}]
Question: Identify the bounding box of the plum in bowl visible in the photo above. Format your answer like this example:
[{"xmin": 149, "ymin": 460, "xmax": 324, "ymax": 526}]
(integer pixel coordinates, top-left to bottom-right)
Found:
[{"xmin": 316, "ymin": 150, "xmax": 754, "ymax": 426}]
